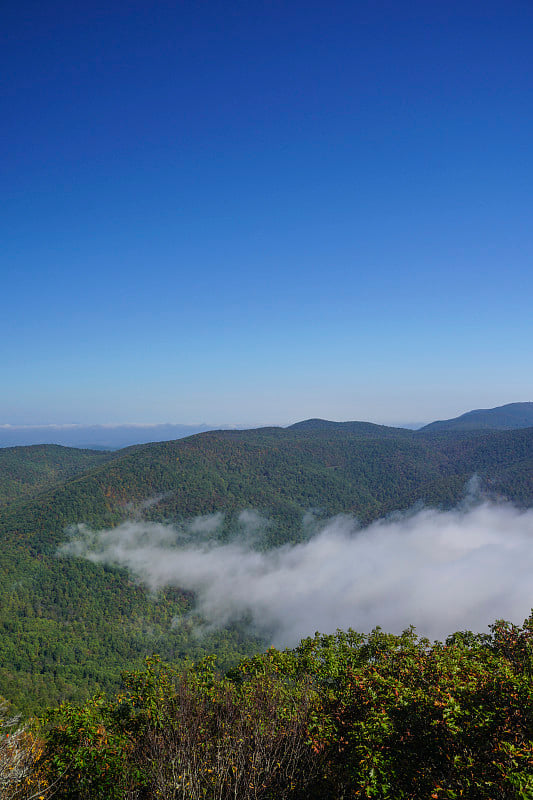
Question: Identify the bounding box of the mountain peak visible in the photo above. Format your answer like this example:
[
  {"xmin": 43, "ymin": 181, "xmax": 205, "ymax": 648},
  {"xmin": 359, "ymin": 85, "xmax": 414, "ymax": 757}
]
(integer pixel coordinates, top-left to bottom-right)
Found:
[{"xmin": 420, "ymin": 402, "xmax": 533, "ymax": 433}]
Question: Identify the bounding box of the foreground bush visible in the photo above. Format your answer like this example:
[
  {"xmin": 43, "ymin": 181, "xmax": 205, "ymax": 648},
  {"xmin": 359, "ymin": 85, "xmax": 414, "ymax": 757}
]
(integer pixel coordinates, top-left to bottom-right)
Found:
[
  {"xmin": 20, "ymin": 614, "xmax": 533, "ymax": 799},
  {"xmin": 126, "ymin": 656, "xmax": 319, "ymax": 799},
  {"xmin": 299, "ymin": 623, "xmax": 533, "ymax": 798},
  {"xmin": 32, "ymin": 656, "xmax": 319, "ymax": 800}
]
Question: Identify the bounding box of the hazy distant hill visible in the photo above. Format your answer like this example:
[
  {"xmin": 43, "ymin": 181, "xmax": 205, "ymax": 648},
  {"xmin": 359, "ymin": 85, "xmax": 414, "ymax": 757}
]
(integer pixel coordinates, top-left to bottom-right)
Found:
[
  {"xmin": 288, "ymin": 419, "xmax": 413, "ymax": 437},
  {"xmin": 0, "ymin": 423, "xmax": 232, "ymax": 449},
  {"xmin": 420, "ymin": 402, "xmax": 533, "ymax": 433},
  {"xmin": 1, "ymin": 419, "xmax": 532, "ymax": 713},
  {"xmin": 3, "ymin": 403, "xmax": 531, "ymax": 448}
]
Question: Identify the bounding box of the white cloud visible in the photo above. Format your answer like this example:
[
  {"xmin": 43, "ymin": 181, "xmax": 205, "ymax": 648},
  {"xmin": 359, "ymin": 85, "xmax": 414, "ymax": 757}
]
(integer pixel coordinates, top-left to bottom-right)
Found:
[{"xmin": 60, "ymin": 498, "xmax": 533, "ymax": 646}]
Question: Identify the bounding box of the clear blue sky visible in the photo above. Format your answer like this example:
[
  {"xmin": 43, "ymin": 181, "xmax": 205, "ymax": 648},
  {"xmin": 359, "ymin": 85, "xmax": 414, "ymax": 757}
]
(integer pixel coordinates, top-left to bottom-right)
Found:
[{"xmin": 2, "ymin": 0, "xmax": 532, "ymax": 426}]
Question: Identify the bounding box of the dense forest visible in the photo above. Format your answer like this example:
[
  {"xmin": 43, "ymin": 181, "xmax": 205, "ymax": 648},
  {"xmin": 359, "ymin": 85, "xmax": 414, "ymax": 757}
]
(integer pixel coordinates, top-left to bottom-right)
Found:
[
  {"xmin": 0, "ymin": 422, "xmax": 532, "ymax": 713},
  {"xmin": 0, "ymin": 445, "xmax": 111, "ymax": 508}
]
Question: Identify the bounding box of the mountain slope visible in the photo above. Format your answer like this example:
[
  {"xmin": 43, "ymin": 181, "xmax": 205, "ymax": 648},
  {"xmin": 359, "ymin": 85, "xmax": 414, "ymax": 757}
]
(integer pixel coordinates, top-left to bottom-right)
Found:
[
  {"xmin": 0, "ymin": 444, "xmax": 112, "ymax": 508},
  {"xmin": 4, "ymin": 424, "xmax": 532, "ymax": 553},
  {"xmin": 420, "ymin": 402, "xmax": 533, "ymax": 432}
]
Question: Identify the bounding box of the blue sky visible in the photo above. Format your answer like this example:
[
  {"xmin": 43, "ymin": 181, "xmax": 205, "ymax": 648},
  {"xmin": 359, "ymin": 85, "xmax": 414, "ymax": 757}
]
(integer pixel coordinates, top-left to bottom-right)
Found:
[{"xmin": 2, "ymin": 0, "xmax": 532, "ymax": 426}]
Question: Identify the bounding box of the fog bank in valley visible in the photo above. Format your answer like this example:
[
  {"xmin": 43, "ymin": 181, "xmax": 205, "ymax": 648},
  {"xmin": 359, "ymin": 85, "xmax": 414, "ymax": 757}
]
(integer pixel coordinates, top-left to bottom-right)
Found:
[{"xmin": 60, "ymin": 498, "xmax": 533, "ymax": 646}]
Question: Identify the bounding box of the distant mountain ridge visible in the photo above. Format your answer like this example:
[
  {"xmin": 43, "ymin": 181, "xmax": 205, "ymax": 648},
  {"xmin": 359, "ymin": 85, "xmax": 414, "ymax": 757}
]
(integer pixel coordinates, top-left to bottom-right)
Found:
[
  {"xmin": 2, "ymin": 403, "xmax": 532, "ymax": 449},
  {"xmin": 0, "ymin": 423, "xmax": 234, "ymax": 449},
  {"xmin": 288, "ymin": 418, "xmax": 412, "ymax": 435},
  {"xmin": 420, "ymin": 402, "xmax": 533, "ymax": 433}
]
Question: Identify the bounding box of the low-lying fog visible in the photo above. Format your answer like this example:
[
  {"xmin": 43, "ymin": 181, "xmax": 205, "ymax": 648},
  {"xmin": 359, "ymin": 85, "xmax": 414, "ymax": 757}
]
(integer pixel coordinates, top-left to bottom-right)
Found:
[{"xmin": 60, "ymin": 488, "xmax": 533, "ymax": 646}]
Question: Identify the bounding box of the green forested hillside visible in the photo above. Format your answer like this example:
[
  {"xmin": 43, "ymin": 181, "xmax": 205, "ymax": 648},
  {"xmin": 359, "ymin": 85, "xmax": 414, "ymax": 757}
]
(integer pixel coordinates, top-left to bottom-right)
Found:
[
  {"xmin": 4, "ymin": 425, "xmax": 533, "ymax": 552},
  {"xmin": 0, "ymin": 444, "xmax": 112, "ymax": 508},
  {"xmin": 0, "ymin": 423, "xmax": 532, "ymax": 713}
]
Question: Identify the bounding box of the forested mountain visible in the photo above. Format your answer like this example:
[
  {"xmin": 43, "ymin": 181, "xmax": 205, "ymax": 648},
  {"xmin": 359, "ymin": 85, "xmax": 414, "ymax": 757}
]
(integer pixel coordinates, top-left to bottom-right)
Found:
[
  {"xmin": 4, "ymin": 423, "xmax": 533, "ymax": 549},
  {"xmin": 0, "ymin": 445, "xmax": 112, "ymax": 508},
  {"xmin": 1, "ymin": 421, "xmax": 532, "ymax": 713},
  {"xmin": 287, "ymin": 418, "xmax": 413, "ymax": 436},
  {"xmin": 420, "ymin": 401, "xmax": 533, "ymax": 432}
]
